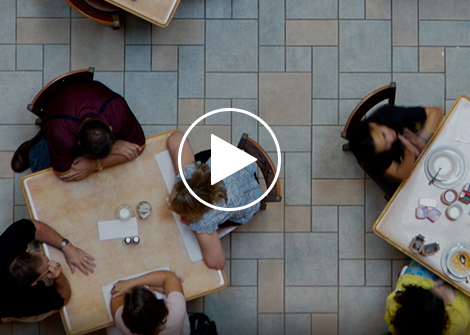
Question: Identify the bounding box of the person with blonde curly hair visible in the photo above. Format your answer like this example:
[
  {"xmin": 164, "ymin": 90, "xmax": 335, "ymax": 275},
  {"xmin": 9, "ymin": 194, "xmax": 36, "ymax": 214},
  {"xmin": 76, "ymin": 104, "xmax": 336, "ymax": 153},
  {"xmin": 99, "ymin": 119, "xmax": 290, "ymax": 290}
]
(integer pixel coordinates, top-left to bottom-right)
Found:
[{"xmin": 166, "ymin": 131, "xmax": 262, "ymax": 270}]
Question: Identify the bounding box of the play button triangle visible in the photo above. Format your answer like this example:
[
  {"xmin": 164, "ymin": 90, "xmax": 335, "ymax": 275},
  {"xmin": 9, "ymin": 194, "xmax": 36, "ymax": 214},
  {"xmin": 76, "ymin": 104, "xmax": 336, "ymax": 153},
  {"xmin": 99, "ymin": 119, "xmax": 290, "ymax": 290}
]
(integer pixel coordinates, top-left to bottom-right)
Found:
[{"xmin": 211, "ymin": 134, "xmax": 257, "ymax": 185}]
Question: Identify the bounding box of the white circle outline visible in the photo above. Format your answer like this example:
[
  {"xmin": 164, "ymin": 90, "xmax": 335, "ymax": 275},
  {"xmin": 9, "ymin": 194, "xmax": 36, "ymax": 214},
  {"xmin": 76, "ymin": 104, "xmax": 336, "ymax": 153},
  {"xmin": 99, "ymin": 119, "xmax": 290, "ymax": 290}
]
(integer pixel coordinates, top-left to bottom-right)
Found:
[{"xmin": 177, "ymin": 108, "xmax": 281, "ymax": 212}]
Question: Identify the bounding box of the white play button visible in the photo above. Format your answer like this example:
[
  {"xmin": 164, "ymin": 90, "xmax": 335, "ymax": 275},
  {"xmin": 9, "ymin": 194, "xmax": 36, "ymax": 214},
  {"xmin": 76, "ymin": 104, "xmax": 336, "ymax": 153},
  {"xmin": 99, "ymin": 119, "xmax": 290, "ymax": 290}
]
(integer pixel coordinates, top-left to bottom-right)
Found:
[{"xmin": 210, "ymin": 134, "xmax": 257, "ymax": 185}]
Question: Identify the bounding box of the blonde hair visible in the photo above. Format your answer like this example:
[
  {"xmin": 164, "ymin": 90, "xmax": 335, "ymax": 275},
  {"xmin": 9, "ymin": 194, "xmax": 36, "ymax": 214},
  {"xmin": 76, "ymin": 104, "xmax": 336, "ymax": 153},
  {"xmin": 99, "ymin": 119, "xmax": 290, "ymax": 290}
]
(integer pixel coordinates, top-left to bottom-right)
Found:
[{"xmin": 171, "ymin": 163, "xmax": 227, "ymax": 222}]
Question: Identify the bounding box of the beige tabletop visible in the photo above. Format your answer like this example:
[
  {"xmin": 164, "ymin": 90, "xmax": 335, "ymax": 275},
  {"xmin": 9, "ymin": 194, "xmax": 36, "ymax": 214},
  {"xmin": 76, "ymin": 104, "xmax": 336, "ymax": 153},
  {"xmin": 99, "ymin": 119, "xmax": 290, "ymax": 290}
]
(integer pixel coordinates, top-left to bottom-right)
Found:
[
  {"xmin": 374, "ymin": 95, "xmax": 470, "ymax": 296},
  {"xmin": 104, "ymin": 0, "xmax": 180, "ymax": 27},
  {"xmin": 21, "ymin": 129, "xmax": 226, "ymax": 335}
]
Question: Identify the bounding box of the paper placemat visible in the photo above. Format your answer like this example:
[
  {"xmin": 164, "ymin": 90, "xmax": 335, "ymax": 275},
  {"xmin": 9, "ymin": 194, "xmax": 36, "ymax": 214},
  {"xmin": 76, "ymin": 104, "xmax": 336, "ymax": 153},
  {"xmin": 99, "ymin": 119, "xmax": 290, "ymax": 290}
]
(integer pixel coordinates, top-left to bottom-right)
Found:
[
  {"xmin": 155, "ymin": 151, "xmax": 203, "ymax": 262},
  {"xmin": 98, "ymin": 218, "xmax": 138, "ymax": 241}
]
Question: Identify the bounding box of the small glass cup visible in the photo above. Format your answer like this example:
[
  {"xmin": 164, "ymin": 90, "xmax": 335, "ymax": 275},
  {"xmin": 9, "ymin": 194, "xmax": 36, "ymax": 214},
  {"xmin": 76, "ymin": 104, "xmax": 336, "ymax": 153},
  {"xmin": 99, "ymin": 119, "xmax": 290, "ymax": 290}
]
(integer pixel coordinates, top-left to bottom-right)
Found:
[
  {"xmin": 117, "ymin": 205, "xmax": 132, "ymax": 220},
  {"xmin": 136, "ymin": 201, "xmax": 152, "ymax": 219}
]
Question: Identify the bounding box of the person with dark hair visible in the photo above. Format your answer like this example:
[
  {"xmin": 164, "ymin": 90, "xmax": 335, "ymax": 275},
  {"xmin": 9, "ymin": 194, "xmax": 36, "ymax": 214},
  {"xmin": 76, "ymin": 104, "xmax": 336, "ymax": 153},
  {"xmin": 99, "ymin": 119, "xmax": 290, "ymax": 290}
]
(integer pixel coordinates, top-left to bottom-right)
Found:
[
  {"xmin": 110, "ymin": 270, "xmax": 190, "ymax": 335},
  {"xmin": 385, "ymin": 260, "xmax": 470, "ymax": 335},
  {"xmin": 11, "ymin": 81, "xmax": 145, "ymax": 182},
  {"xmin": 0, "ymin": 219, "xmax": 96, "ymax": 322},
  {"xmin": 166, "ymin": 131, "xmax": 262, "ymax": 270},
  {"xmin": 348, "ymin": 105, "xmax": 443, "ymax": 194}
]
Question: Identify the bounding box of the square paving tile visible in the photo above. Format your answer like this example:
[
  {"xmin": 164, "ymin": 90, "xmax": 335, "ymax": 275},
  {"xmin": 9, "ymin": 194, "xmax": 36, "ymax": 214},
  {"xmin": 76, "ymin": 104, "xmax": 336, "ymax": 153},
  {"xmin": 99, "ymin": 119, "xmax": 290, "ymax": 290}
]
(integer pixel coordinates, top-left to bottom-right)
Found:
[
  {"xmin": 339, "ymin": 287, "xmax": 391, "ymax": 334},
  {"xmin": 312, "ymin": 126, "xmax": 364, "ymax": 178},
  {"xmin": 71, "ymin": 19, "xmax": 124, "ymax": 70},
  {"xmin": 204, "ymin": 287, "xmax": 257, "ymax": 335},
  {"xmin": 206, "ymin": 20, "xmax": 258, "ymax": 72},
  {"xmin": 152, "ymin": 46, "xmax": 178, "ymax": 71},
  {"xmin": 312, "ymin": 206, "xmax": 338, "ymax": 232},
  {"xmin": 419, "ymin": 47, "xmax": 445, "ymax": 73},
  {"xmin": 0, "ymin": 72, "xmax": 42, "ymax": 124},
  {"xmin": 124, "ymin": 72, "xmax": 177, "ymax": 124},
  {"xmin": 393, "ymin": 47, "xmax": 418, "ymax": 72},
  {"xmin": 259, "ymin": 73, "xmax": 311, "ymax": 125},
  {"xmin": 285, "ymin": 233, "xmax": 337, "ymax": 285},
  {"xmin": 366, "ymin": 0, "xmax": 391, "ymax": 19},
  {"xmin": 340, "ymin": 20, "xmax": 391, "ymax": 72}
]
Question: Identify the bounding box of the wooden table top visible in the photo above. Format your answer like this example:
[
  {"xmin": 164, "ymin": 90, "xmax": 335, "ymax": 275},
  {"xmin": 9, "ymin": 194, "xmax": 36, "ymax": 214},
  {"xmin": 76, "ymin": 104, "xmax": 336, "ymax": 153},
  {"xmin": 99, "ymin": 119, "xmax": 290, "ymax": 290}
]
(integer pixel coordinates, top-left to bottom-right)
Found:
[
  {"xmin": 21, "ymin": 129, "xmax": 226, "ymax": 335},
  {"xmin": 374, "ymin": 95, "xmax": 470, "ymax": 296},
  {"xmin": 104, "ymin": 0, "xmax": 180, "ymax": 27}
]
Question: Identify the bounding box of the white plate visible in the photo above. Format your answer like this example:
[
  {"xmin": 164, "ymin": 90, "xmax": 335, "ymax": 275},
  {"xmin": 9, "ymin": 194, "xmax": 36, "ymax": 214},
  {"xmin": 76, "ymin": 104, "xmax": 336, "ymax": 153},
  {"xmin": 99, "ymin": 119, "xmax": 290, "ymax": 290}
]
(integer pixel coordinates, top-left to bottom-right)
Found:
[
  {"xmin": 441, "ymin": 241, "xmax": 470, "ymax": 281},
  {"xmin": 424, "ymin": 145, "xmax": 468, "ymax": 188}
]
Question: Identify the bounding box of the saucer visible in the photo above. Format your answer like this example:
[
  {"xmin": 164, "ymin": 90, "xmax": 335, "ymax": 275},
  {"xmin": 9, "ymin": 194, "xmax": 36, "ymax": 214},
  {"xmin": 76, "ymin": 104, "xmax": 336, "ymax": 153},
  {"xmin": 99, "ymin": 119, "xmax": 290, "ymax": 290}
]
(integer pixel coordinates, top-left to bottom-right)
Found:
[
  {"xmin": 425, "ymin": 145, "xmax": 468, "ymax": 188},
  {"xmin": 441, "ymin": 241, "xmax": 470, "ymax": 281}
]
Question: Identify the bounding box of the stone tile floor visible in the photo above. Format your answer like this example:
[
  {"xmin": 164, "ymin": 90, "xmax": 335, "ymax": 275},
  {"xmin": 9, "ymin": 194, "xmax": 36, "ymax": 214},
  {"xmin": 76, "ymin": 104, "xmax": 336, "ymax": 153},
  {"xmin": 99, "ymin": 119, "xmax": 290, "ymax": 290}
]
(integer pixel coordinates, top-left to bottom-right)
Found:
[{"xmin": 0, "ymin": 0, "xmax": 469, "ymax": 334}]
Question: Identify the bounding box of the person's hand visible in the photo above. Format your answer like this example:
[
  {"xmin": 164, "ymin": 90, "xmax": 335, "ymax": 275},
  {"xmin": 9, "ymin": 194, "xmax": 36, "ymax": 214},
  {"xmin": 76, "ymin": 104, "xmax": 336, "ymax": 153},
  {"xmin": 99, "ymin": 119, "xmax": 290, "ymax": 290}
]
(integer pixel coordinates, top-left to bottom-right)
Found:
[
  {"xmin": 111, "ymin": 280, "xmax": 134, "ymax": 299},
  {"xmin": 402, "ymin": 127, "xmax": 427, "ymax": 151},
  {"xmin": 59, "ymin": 156, "xmax": 96, "ymax": 182},
  {"xmin": 62, "ymin": 243, "xmax": 96, "ymax": 275},
  {"xmin": 46, "ymin": 260, "xmax": 62, "ymax": 280},
  {"xmin": 398, "ymin": 134, "xmax": 421, "ymax": 158},
  {"xmin": 433, "ymin": 283, "xmax": 456, "ymax": 305},
  {"xmin": 110, "ymin": 140, "xmax": 143, "ymax": 161}
]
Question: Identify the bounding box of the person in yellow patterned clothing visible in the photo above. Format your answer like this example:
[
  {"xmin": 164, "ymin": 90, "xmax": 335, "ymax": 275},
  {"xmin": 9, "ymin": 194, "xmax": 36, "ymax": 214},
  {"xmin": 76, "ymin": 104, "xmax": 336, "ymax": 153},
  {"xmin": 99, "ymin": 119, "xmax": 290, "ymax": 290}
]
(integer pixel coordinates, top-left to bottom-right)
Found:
[{"xmin": 385, "ymin": 260, "xmax": 470, "ymax": 335}]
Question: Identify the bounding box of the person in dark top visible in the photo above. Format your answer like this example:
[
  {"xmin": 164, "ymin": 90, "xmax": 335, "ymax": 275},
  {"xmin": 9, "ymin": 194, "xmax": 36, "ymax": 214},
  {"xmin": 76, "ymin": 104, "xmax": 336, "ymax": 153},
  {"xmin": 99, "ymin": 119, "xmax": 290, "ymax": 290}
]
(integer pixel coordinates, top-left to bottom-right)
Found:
[
  {"xmin": 348, "ymin": 105, "xmax": 443, "ymax": 193},
  {"xmin": 11, "ymin": 81, "xmax": 146, "ymax": 182},
  {"xmin": 0, "ymin": 219, "xmax": 96, "ymax": 321}
]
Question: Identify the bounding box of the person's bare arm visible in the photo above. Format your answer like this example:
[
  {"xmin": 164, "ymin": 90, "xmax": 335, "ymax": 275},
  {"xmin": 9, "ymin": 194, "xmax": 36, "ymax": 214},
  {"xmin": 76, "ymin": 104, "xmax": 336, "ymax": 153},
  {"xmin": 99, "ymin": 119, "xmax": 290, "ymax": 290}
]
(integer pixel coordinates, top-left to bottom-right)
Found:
[
  {"xmin": 32, "ymin": 219, "xmax": 96, "ymax": 275},
  {"xmin": 53, "ymin": 272, "xmax": 71, "ymax": 304},
  {"xmin": 111, "ymin": 271, "xmax": 184, "ymax": 299},
  {"xmin": 418, "ymin": 107, "xmax": 444, "ymax": 142},
  {"xmin": 195, "ymin": 232, "xmax": 226, "ymax": 270},
  {"xmin": 44, "ymin": 262, "xmax": 71, "ymax": 304},
  {"xmin": 383, "ymin": 135, "xmax": 420, "ymax": 181},
  {"xmin": 110, "ymin": 295, "xmax": 125, "ymax": 318},
  {"xmin": 55, "ymin": 140, "xmax": 145, "ymax": 182},
  {"xmin": 167, "ymin": 131, "xmax": 196, "ymax": 174}
]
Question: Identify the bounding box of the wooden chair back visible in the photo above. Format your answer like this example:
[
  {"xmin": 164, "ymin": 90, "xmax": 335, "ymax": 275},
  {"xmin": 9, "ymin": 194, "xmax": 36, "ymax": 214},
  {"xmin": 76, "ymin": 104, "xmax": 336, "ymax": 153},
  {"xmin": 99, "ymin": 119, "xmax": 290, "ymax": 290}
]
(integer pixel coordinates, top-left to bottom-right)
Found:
[
  {"xmin": 218, "ymin": 133, "xmax": 282, "ymax": 238},
  {"xmin": 27, "ymin": 67, "xmax": 95, "ymax": 124},
  {"xmin": 238, "ymin": 133, "xmax": 282, "ymax": 203},
  {"xmin": 65, "ymin": 0, "xmax": 123, "ymax": 29},
  {"xmin": 341, "ymin": 82, "xmax": 396, "ymax": 151}
]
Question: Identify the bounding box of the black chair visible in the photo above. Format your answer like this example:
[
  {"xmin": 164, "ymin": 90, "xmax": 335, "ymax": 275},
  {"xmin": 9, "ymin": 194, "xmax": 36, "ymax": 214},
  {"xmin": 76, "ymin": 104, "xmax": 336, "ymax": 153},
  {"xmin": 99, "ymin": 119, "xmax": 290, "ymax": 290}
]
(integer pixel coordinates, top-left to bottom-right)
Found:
[
  {"xmin": 341, "ymin": 82, "xmax": 396, "ymax": 151},
  {"xmin": 27, "ymin": 67, "xmax": 95, "ymax": 125},
  {"xmin": 341, "ymin": 83, "xmax": 398, "ymax": 198}
]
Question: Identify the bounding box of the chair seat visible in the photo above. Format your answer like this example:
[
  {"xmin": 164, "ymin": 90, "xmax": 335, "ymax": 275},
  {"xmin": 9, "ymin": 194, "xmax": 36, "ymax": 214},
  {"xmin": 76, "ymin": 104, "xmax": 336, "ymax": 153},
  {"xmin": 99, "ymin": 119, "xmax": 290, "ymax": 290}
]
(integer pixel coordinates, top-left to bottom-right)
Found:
[{"xmin": 83, "ymin": 0, "xmax": 120, "ymax": 12}]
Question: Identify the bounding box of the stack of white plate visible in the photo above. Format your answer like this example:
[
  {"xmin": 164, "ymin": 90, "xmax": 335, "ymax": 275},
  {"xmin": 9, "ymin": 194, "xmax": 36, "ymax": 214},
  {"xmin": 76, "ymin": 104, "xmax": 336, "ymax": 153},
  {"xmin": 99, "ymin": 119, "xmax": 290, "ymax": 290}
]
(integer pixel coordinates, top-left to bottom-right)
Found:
[
  {"xmin": 441, "ymin": 242, "xmax": 470, "ymax": 281},
  {"xmin": 424, "ymin": 145, "xmax": 468, "ymax": 188}
]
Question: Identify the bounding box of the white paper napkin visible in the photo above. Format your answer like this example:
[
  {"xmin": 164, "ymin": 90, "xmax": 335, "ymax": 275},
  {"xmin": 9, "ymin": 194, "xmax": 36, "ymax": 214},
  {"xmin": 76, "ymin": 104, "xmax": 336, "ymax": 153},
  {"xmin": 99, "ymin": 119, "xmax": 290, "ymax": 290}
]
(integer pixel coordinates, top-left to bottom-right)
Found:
[
  {"xmin": 98, "ymin": 218, "xmax": 138, "ymax": 241},
  {"xmin": 155, "ymin": 150, "xmax": 203, "ymax": 262}
]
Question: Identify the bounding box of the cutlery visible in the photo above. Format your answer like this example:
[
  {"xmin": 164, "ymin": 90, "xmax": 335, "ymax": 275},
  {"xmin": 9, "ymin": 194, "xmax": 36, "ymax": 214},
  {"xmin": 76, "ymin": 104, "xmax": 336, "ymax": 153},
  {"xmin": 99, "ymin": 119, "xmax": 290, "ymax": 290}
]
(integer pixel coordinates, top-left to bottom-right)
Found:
[
  {"xmin": 429, "ymin": 167, "xmax": 442, "ymax": 185},
  {"xmin": 455, "ymin": 137, "xmax": 470, "ymax": 144}
]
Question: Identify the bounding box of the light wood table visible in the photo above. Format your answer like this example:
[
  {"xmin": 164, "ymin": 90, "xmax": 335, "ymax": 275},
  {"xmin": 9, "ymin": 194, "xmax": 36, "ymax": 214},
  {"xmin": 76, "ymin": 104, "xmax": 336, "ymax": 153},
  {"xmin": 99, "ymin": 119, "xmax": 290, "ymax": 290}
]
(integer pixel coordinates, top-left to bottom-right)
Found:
[
  {"xmin": 374, "ymin": 95, "xmax": 470, "ymax": 296},
  {"xmin": 104, "ymin": 0, "xmax": 180, "ymax": 27},
  {"xmin": 21, "ymin": 130, "xmax": 226, "ymax": 335}
]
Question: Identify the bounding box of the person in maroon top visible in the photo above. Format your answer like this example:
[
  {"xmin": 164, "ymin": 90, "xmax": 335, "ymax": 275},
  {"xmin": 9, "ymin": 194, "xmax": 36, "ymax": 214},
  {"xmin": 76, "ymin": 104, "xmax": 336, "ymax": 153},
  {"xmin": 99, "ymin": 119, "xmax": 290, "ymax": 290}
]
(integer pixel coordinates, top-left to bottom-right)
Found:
[{"xmin": 11, "ymin": 81, "xmax": 145, "ymax": 182}]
